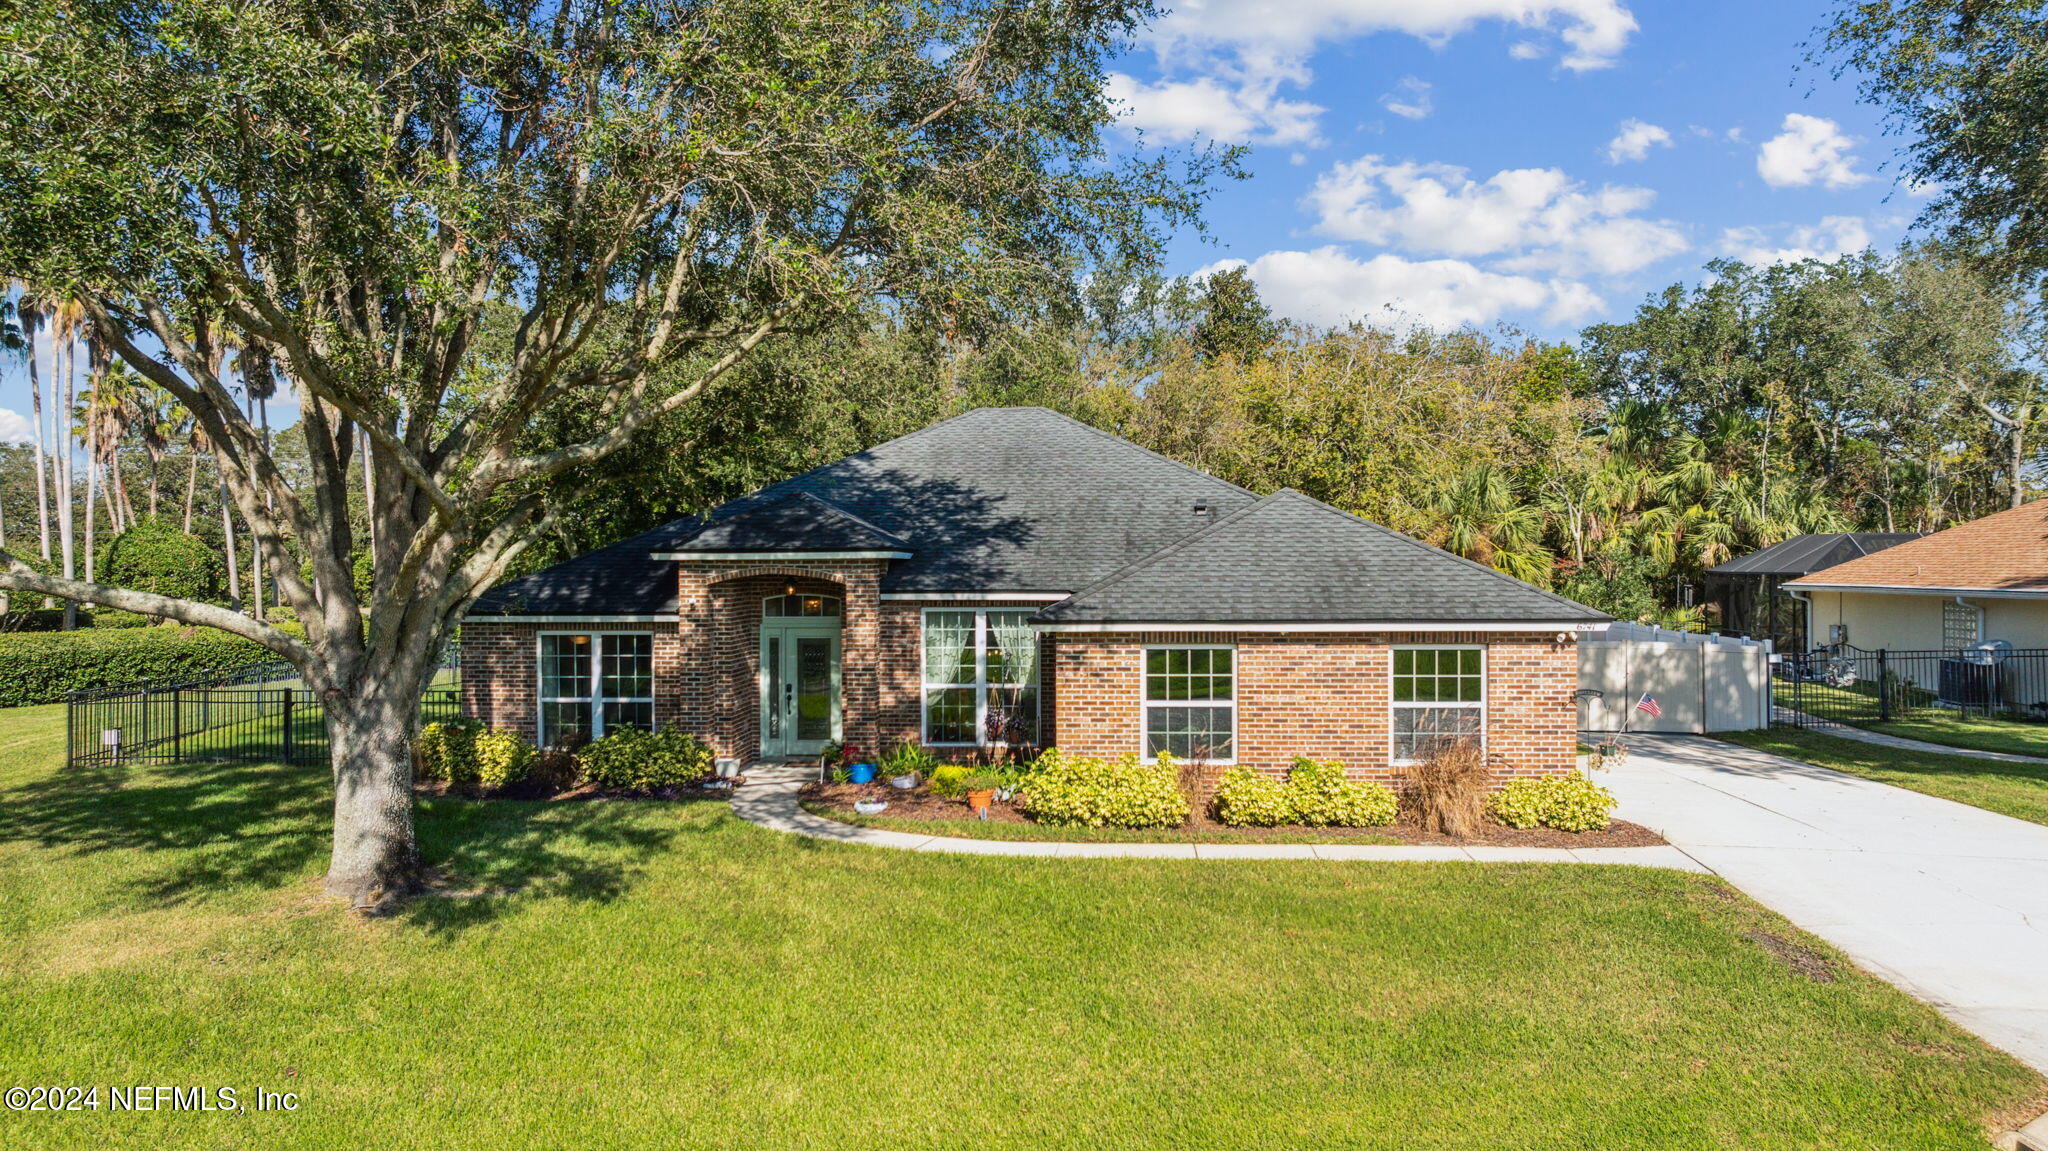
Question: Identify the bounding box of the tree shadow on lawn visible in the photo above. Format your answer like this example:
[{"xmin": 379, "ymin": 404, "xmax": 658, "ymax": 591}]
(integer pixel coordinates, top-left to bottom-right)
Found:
[
  {"xmin": 398, "ymin": 796, "xmax": 724, "ymax": 934},
  {"xmin": 0, "ymin": 755, "xmax": 714, "ymax": 923}
]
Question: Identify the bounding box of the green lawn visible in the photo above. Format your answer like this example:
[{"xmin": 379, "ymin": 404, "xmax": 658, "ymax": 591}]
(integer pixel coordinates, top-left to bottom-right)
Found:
[
  {"xmin": 2, "ymin": 702, "xmax": 2042, "ymax": 1149},
  {"xmin": 1723, "ymin": 726, "xmax": 2048, "ymax": 827},
  {"xmin": 1779, "ymin": 679, "xmax": 2048, "ymax": 757},
  {"xmin": 1865, "ymin": 716, "xmax": 2048, "ymax": 759}
]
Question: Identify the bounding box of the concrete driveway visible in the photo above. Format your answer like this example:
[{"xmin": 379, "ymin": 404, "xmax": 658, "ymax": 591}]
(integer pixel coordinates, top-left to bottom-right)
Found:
[{"xmin": 1604, "ymin": 734, "xmax": 2048, "ymax": 1075}]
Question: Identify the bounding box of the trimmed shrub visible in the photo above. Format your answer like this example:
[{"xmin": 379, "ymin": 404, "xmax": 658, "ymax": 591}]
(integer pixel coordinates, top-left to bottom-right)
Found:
[
  {"xmin": 415, "ymin": 719, "xmax": 480, "ymax": 783},
  {"xmin": 0, "ymin": 626, "xmax": 278, "ymax": 706},
  {"xmin": 1486, "ymin": 771, "xmax": 1618, "ymax": 833},
  {"xmin": 929, "ymin": 764, "xmax": 975, "ymax": 799},
  {"xmin": 1487, "ymin": 778, "xmax": 1549, "ymax": 829},
  {"xmin": 473, "ymin": 729, "xmax": 538, "ymax": 789},
  {"xmin": 1020, "ymin": 748, "xmax": 1189, "ymax": 829},
  {"xmin": 1212, "ymin": 766, "xmax": 1290, "ymax": 827},
  {"xmin": 577, "ymin": 728, "xmax": 714, "ymax": 791},
  {"xmin": 1285, "ymin": 757, "xmax": 1397, "ymax": 827},
  {"xmin": 101, "ymin": 519, "xmax": 219, "ymax": 603},
  {"xmin": 1407, "ymin": 739, "xmax": 1488, "ymax": 837}
]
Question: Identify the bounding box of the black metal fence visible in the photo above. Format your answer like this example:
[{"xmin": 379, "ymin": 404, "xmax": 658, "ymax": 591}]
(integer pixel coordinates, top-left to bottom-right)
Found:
[
  {"xmin": 67, "ymin": 658, "xmax": 462, "ymax": 769},
  {"xmin": 1774, "ymin": 644, "xmax": 2048, "ymax": 728}
]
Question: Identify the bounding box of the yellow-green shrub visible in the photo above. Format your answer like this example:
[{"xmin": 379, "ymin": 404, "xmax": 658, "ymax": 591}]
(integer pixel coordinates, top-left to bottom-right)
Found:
[
  {"xmin": 1285, "ymin": 757, "xmax": 1397, "ymax": 827},
  {"xmin": 577, "ymin": 728, "xmax": 714, "ymax": 791},
  {"xmin": 1021, "ymin": 748, "xmax": 1189, "ymax": 828},
  {"xmin": 473, "ymin": 729, "xmax": 537, "ymax": 789},
  {"xmin": 415, "ymin": 719, "xmax": 479, "ymax": 783},
  {"xmin": 1212, "ymin": 766, "xmax": 1290, "ymax": 826},
  {"xmin": 1488, "ymin": 777, "xmax": 1549, "ymax": 829},
  {"xmin": 929, "ymin": 764, "xmax": 975, "ymax": 798},
  {"xmin": 1539, "ymin": 772, "xmax": 1618, "ymax": 832},
  {"xmin": 1486, "ymin": 771, "xmax": 1617, "ymax": 832}
]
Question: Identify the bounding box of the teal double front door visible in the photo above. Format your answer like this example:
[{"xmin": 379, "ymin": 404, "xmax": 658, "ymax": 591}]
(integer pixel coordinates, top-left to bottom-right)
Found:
[{"xmin": 759, "ymin": 603, "xmax": 842, "ymax": 758}]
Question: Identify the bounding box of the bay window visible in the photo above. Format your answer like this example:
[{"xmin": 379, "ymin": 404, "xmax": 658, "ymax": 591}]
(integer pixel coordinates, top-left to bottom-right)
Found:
[
  {"xmin": 1143, "ymin": 646, "xmax": 1235, "ymax": 762},
  {"xmin": 1391, "ymin": 646, "xmax": 1483, "ymax": 763},
  {"xmin": 921, "ymin": 609, "xmax": 1040, "ymax": 746},
  {"xmin": 539, "ymin": 632, "xmax": 655, "ymax": 746}
]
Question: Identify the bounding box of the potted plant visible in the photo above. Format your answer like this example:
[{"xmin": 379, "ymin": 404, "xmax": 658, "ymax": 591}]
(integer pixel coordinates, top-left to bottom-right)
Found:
[
  {"xmin": 1594, "ymin": 738, "xmax": 1629, "ymax": 770},
  {"xmin": 853, "ymin": 796, "xmax": 889, "ymax": 816},
  {"xmin": 962, "ymin": 772, "xmax": 1002, "ymax": 819}
]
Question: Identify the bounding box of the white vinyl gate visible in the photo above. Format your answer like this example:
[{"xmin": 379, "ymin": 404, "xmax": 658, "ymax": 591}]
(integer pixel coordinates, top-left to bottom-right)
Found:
[{"xmin": 1578, "ymin": 623, "xmax": 1772, "ymax": 733}]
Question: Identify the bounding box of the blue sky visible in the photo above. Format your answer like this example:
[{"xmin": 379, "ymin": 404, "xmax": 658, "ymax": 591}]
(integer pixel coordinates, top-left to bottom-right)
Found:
[
  {"xmin": 0, "ymin": 0, "xmax": 1924, "ymax": 442},
  {"xmin": 1117, "ymin": 0, "xmax": 1923, "ymax": 335}
]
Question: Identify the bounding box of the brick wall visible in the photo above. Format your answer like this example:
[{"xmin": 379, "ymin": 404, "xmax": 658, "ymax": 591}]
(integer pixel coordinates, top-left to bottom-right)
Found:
[
  {"xmin": 460, "ymin": 618, "xmax": 683, "ymax": 742},
  {"xmin": 1046, "ymin": 630, "xmax": 1577, "ymax": 789}
]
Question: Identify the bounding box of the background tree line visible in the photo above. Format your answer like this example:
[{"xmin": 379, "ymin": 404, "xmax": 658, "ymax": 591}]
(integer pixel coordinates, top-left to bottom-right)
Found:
[{"xmin": 7, "ymin": 244, "xmax": 2043, "ymax": 633}]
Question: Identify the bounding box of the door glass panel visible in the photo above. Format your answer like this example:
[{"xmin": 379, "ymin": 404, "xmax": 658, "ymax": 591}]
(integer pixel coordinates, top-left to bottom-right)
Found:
[
  {"xmin": 765, "ymin": 636, "xmax": 783, "ymax": 742},
  {"xmin": 796, "ymin": 637, "xmax": 832, "ymax": 741}
]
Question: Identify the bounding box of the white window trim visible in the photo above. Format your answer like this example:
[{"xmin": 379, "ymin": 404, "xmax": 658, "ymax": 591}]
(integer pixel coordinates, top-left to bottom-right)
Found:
[
  {"xmin": 536, "ymin": 631, "xmax": 656, "ymax": 746},
  {"xmin": 1389, "ymin": 644, "xmax": 1486, "ymax": 767},
  {"xmin": 1140, "ymin": 644, "xmax": 1237, "ymax": 765},
  {"xmin": 919, "ymin": 608, "xmax": 1041, "ymax": 747}
]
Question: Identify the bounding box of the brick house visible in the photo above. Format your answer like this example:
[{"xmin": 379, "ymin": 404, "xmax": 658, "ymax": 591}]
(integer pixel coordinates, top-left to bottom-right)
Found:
[{"xmin": 462, "ymin": 408, "xmax": 1610, "ymax": 784}]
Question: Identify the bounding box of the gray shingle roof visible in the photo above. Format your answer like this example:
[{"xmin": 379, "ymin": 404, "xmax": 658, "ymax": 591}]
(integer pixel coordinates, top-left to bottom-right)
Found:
[
  {"xmin": 639, "ymin": 407, "xmax": 1258, "ymax": 593},
  {"xmin": 1707, "ymin": 533, "xmax": 1923, "ymax": 576},
  {"xmin": 1033, "ymin": 489, "xmax": 1611, "ymax": 626},
  {"xmin": 470, "ymin": 520, "xmax": 695, "ymax": 616},
  {"xmin": 472, "ymin": 407, "xmax": 1255, "ymax": 614},
  {"xmin": 660, "ymin": 492, "xmax": 910, "ymax": 555}
]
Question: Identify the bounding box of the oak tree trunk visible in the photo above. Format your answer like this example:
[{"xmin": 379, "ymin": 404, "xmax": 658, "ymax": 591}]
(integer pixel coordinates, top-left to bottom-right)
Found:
[{"xmin": 321, "ymin": 671, "xmax": 428, "ymax": 907}]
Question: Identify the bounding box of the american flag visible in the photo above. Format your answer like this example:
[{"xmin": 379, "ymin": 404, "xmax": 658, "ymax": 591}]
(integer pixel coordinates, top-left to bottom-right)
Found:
[{"xmin": 1635, "ymin": 693, "xmax": 1663, "ymax": 719}]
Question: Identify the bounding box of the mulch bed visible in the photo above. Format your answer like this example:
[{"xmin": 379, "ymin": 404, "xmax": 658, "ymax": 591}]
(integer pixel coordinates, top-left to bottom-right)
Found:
[
  {"xmin": 414, "ymin": 778, "xmax": 743, "ymax": 802},
  {"xmin": 800, "ymin": 781, "xmax": 1666, "ymax": 848}
]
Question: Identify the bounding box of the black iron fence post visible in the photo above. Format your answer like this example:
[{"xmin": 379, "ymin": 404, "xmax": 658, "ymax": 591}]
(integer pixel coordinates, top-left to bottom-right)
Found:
[
  {"xmin": 281, "ymin": 688, "xmax": 295, "ymax": 762},
  {"xmin": 1876, "ymin": 649, "xmax": 1891, "ymax": 722}
]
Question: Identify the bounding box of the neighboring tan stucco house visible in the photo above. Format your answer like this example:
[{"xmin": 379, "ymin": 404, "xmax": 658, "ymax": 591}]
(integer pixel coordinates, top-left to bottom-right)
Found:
[
  {"xmin": 461, "ymin": 408, "xmax": 1610, "ymax": 783},
  {"xmin": 1785, "ymin": 498, "xmax": 2048, "ymax": 653}
]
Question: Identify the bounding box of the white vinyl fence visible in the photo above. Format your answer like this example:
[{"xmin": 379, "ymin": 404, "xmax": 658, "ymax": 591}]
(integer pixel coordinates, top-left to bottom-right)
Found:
[{"xmin": 1577, "ymin": 623, "xmax": 1773, "ymax": 734}]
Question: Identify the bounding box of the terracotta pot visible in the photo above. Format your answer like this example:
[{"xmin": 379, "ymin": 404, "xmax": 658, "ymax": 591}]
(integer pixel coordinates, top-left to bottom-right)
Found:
[{"xmin": 966, "ymin": 788, "xmax": 995, "ymax": 812}]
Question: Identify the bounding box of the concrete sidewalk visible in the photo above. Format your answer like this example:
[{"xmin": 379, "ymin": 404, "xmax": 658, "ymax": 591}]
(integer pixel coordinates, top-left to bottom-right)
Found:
[
  {"xmin": 726, "ymin": 766, "xmax": 1702, "ymax": 867},
  {"xmin": 1602, "ymin": 734, "xmax": 2048, "ymax": 1075},
  {"xmin": 1789, "ymin": 718, "xmax": 2048, "ymax": 764}
]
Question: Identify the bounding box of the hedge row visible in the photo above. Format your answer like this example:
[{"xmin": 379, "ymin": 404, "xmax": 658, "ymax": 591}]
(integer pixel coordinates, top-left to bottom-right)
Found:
[{"xmin": 0, "ymin": 627, "xmax": 280, "ymax": 706}]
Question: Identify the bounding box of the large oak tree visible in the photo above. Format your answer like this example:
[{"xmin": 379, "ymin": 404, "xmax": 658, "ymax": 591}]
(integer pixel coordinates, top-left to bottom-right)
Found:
[{"xmin": 0, "ymin": 0, "xmax": 1216, "ymax": 905}]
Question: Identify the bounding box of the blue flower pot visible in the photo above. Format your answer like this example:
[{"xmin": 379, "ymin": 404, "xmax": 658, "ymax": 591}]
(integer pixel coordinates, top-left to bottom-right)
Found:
[{"xmin": 847, "ymin": 762, "xmax": 877, "ymax": 784}]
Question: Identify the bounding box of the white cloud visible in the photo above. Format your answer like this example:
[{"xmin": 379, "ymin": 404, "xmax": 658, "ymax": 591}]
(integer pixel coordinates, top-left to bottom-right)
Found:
[
  {"xmin": 1120, "ymin": 1, "xmax": 1637, "ymax": 148},
  {"xmin": 1104, "ymin": 71, "xmax": 1324, "ymax": 146},
  {"xmin": 1305, "ymin": 156, "xmax": 1688, "ymax": 275},
  {"xmin": 0, "ymin": 409, "xmax": 32, "ymax": 445},
  {"xmin": 1379, "ymin": 76, "xmax": 1433, "ymax": 120},
  {"xmin": 1756, "ymin": 114, "xmax": 1869, "ymax": 189},
  {"xmin": 1150, "ymin": 1, "xmax": 1637, "ymax": 73},
  {"xmin": 1719, "ymin": 216, "xmax": 1872, "ymax": 265},
  {"xmin": 1605, "ymin": 118, "xmax": 1671, "ymax": 164},
  {"xmin": 1201, "ymin": 247, "xmax": 1603, "ymax": 331}
]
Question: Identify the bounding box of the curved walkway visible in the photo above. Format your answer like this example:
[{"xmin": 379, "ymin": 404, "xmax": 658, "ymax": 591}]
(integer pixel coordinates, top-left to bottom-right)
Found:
[
  {"xmin": 1789, "ymin": 717, "xmax": 2048, "ymax": 764},
  {"xmin": 727, "ymin": 766, "xmax": 1705, "ymax": 868}
]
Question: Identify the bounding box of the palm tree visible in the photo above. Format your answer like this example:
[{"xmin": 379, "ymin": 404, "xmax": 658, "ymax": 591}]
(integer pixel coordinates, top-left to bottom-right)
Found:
[
  {"xmin": 9, "ymin": 285, "xmax": 53, "ymax": 569},
  {"xmin": 46, "ymin": 295, "xmax": 85, "ymax": 627},
  {"xmin": 1417, "ymin": 464, "xmax": 1555, "ymax": 586}
]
